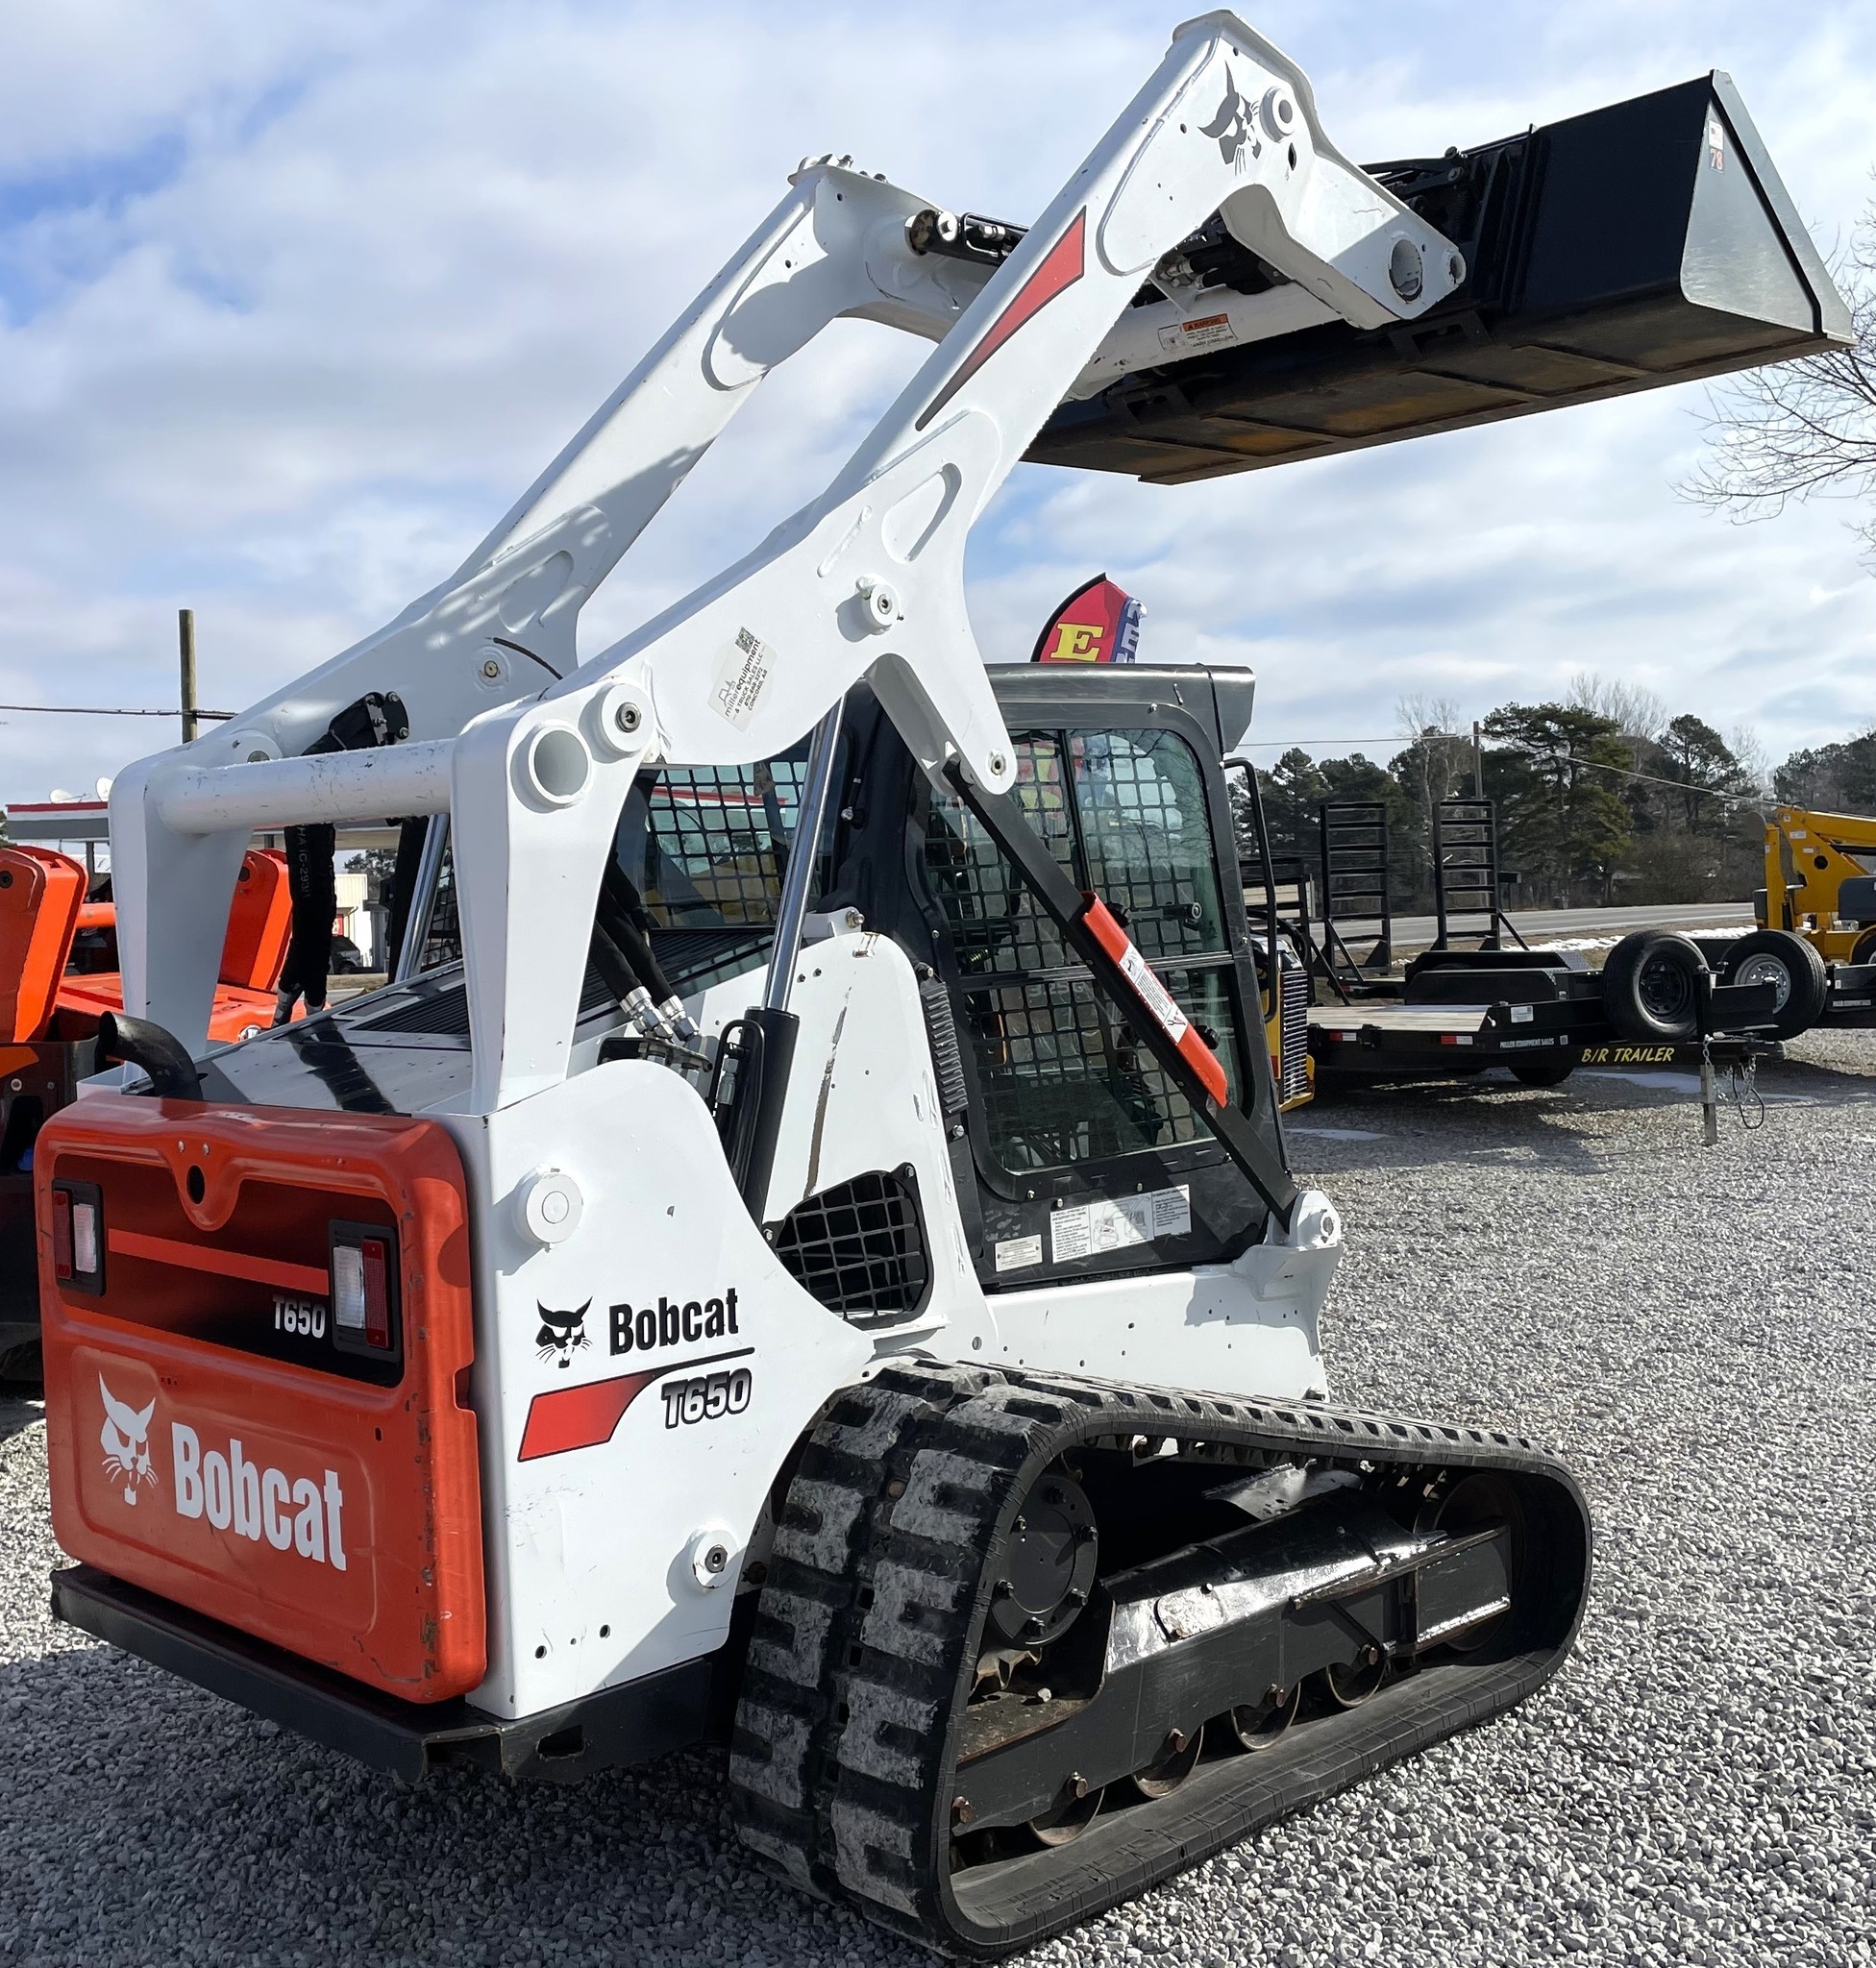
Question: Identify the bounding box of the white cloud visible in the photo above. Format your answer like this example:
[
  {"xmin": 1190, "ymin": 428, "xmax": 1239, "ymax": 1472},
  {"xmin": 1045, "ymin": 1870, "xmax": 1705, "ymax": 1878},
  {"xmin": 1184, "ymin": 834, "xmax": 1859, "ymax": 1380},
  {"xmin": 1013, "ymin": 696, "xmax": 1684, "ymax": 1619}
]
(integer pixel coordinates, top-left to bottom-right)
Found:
[{"xmin": 0, "ymin": 0, "xmax": 1871, "ymax": 803}]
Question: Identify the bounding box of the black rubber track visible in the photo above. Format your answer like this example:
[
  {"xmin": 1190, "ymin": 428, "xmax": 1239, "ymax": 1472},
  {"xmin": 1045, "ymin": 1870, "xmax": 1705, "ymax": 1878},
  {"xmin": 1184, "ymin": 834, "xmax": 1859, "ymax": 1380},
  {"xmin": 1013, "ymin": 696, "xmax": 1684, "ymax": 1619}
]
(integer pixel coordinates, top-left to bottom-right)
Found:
[{"xmin": 729, "ymin": 1364, "xmax": 1591, "ymax": 1958}]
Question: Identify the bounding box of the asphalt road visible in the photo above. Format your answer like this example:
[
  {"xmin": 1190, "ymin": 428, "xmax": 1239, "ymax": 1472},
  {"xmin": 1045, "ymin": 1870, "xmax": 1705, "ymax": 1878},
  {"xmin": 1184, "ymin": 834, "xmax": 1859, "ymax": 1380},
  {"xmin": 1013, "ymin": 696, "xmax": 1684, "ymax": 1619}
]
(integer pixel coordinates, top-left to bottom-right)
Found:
[{"xmin": 1330, "ymin": 899, "xmax": 1756, "ymax": 951}]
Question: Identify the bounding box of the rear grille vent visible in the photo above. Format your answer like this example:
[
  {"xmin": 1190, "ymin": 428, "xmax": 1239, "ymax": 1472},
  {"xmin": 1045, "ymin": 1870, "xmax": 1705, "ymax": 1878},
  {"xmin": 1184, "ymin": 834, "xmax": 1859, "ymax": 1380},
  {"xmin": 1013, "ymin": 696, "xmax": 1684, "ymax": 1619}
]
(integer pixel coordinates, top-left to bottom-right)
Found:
[
  {"xmin": 656, "ymin": 927, "xmax": 773, "ymax": 995},
  {"xmin": 770, "ymin": 1168, "xmax": 930, "ymax": 1327},
  {"xmin": 354, "ymin": 986, "xmax": 473, "ymax": 1037},
  {"xmin": 356, "ymin": 965, "xmax": 616, "ymax": 1037},
  {"xmin": 354, "ymin": 932, "xmax": 770, "ymax": 1039}
]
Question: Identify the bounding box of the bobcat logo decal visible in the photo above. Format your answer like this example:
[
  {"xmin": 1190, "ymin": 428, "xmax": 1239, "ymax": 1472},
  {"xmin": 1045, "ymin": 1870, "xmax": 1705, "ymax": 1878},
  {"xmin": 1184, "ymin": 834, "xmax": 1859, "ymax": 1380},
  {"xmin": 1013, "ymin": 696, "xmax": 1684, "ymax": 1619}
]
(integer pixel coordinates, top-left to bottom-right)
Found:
[
  {"xmin": 1199, "ymin": 67, "xmax": 1260, "ymax": 172},
  {"xmin": 535, "ymin": 1301, "xmax": 592, "ymax": 1370},
  {"xmin": 98, "ymin": 1376, "xmax": 157, "ymax": 1505}
]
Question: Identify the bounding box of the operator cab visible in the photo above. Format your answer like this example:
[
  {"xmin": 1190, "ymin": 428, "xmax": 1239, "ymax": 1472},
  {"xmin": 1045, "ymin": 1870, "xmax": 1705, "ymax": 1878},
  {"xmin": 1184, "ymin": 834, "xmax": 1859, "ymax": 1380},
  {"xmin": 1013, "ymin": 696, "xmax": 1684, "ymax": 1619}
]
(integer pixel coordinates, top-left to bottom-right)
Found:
[{"xmin": 190, "ymin": 665, "xmax": 1284, "ymax": 1292}]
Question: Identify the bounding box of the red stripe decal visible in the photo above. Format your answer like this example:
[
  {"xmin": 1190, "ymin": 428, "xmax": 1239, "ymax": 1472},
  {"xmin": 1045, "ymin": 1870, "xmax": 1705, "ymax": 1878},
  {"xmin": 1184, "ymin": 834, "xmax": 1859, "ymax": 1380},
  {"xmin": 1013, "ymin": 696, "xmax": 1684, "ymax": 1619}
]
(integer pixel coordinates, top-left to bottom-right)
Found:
[
  {"xmin": 108, "ymin": 1228, "xmax": 329, "ymax": 1296},
  {"xmin": 517, "ymin": 1348, "xmax": 754, "ymax": 1461},
  {"xmin": 518, "ymin": 1370, "xmax": 659, "ymax": 1461},
  {"xmin": 916, "ymin": 209, "xmax": 1087, "ymax": 430}
]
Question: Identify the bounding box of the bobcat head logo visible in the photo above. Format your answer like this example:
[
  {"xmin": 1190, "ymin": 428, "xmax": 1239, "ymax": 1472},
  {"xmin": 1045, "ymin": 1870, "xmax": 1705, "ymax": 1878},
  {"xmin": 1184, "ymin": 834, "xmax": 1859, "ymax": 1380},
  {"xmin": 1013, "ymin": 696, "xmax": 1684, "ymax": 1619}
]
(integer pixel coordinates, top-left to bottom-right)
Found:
[
  {"xmin": 98, "ymin": 1375, "xmax": 157, "ymax": 1506},
  {"xmin": 535, "ymin": 1301, "xmax": 591, "ymax": 1370},
  {"xmin": 1199, "ymin": 67, "xmax": 1260, "ymax": 172}
]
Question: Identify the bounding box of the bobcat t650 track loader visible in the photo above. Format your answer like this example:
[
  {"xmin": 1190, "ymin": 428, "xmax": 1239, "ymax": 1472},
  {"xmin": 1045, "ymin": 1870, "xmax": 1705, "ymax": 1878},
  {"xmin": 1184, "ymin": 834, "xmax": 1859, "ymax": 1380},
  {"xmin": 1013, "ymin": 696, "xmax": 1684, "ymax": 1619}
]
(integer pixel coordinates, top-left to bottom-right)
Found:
[{"xmin": 36, "ymin": 15, "xmax": 1843, "ymax": 1955}]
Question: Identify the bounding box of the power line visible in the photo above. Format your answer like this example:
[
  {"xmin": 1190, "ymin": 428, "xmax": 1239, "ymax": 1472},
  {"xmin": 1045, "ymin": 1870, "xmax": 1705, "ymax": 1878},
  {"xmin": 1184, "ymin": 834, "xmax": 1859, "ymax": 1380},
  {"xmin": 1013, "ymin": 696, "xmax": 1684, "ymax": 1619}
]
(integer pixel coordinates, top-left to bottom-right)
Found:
[
  {"xmin": 1230, "ymin": 735, "xmax": 1769, "ymax": 808},
  {"xmin": 1528, "ymin": 748, "xmax": 1766, "ymax": 807},
  {"xmin": 0, "ymin": 703, "xmax": 235, "ymax": 720},
  {"xmin": 1232, "ymin": 736, "xmax": 1402, "ymax": 749}
]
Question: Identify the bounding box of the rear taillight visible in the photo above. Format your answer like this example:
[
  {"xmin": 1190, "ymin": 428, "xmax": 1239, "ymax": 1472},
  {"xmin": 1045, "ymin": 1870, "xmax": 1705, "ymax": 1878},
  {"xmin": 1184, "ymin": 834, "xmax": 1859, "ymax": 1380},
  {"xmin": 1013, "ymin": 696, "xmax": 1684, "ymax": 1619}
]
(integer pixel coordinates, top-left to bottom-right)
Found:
[
  {"xmin": 361, "ymin": 1238, "xmax": 390, "ymax": 1348},
  {"xmin": 51, "ymin": 1180, "xmax": 105, "ymax": 1292},
  {"xmin": 331, "ymin": 1223, "xmax": 399, "ymax": 1361}
]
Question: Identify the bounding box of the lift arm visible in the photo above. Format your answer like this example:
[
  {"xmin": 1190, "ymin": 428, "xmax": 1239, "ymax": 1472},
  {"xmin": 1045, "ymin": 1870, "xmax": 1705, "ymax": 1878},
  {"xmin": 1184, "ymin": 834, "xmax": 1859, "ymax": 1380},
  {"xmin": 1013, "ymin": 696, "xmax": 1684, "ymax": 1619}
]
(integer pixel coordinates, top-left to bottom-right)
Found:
[
  {"xmin": 116, "ymin": 12, "xmax": 1463, "ymax": 1101},
  {"xmin": 109, "ymin": 160, "xmax": 1003, "ymax": 1050}
]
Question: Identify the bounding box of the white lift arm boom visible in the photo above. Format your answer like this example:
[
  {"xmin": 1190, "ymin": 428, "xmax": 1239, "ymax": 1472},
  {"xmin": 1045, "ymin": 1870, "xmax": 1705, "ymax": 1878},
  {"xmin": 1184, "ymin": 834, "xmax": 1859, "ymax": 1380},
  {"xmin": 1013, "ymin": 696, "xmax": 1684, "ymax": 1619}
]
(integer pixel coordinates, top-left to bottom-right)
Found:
[{"xmin": 113, "ymin": 11, "xmax": 1460, "ymax": 1095}]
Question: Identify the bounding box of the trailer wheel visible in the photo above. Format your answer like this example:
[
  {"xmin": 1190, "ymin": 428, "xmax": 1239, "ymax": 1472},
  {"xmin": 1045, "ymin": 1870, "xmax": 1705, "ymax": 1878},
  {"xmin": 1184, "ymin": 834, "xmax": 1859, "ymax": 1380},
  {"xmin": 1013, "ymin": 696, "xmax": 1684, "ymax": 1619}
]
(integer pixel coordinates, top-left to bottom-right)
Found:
[
  {"xmin": 1852, "ymin": 927, "xmax": 1876, "ymax": 969},
  {"xmin": 1510, "ymin": 1058, "xmax": 1574, "ymax": 1088},
  {"xmin": 1718, "ymin": 929, "xmax": 1828, "ymax": 1040},
  {"xmin": 1600, "ymin": 931, "xmax": 1707, "ymax": 1042}
]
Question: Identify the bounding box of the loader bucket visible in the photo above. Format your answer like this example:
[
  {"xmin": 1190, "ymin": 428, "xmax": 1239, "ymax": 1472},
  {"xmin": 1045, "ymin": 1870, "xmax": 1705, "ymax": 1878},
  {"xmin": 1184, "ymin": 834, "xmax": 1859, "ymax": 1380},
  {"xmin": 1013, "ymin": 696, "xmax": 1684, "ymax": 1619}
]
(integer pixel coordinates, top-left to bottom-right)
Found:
[{"xmin": 1028, "ymin": 74, "xmax": 1850, "ymax": 484}]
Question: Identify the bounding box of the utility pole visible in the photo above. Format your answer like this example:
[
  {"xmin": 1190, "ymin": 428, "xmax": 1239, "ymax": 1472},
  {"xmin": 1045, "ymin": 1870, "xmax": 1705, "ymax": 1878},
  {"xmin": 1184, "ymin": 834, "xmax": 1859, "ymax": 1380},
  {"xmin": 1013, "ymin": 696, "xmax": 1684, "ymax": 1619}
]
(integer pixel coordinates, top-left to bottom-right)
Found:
[
  {"xmin": 1471, "ymin": 720, "xmax": 1484, "ymax": 799},
  {"xmin": 179, "ymin": 608, "xmax": 198, "ymax": 745}
]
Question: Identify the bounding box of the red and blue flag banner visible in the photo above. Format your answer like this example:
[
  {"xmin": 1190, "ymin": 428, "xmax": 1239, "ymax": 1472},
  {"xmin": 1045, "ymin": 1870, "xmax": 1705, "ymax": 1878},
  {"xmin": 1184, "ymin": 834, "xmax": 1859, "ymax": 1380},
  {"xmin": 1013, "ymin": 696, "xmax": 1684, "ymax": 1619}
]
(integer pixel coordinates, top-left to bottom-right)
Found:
[{"xmin": 1029, "ymin": 574, "xmax": 1144, "ymax": 665}]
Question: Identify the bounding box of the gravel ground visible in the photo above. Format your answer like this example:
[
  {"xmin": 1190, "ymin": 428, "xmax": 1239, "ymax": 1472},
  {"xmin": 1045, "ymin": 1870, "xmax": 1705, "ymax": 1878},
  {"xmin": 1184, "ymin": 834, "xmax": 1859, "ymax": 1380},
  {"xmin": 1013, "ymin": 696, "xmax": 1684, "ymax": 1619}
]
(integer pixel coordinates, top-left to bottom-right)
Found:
[{"xmin": 4, "ymin": 1033, "xmax": 1874, "ymax": 1966}]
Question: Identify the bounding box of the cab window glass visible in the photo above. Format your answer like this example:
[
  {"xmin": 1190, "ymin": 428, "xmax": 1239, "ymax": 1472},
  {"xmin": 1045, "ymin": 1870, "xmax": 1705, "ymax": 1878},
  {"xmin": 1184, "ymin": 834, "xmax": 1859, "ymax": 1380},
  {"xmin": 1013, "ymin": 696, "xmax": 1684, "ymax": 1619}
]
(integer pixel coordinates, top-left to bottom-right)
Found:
[
  {"xmin": 925, "ymin": 726, "xmax": 1240, "ymax": 1177},
  {"xmin": 615, "ymin": 756, "xmax": 827, "ymax": 929}
]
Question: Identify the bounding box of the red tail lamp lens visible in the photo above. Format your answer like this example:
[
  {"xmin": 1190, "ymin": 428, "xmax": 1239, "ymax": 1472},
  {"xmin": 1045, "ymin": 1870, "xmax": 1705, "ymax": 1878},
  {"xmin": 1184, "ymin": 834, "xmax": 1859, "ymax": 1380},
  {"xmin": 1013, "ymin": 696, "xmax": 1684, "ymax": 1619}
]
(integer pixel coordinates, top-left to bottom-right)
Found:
[
  {"xmin": 361, "ymin": 1237, "xmax": 390, "ymax": 1349},
  {"xmin": 52, "ymin": 1189, "xmax": 72, "ymax": 1280},
  {"xmin": 331, "ymin": 1224, "xmax": 398, "ymax": 1358},
  {"xmin": 50, "ymin": 1181, "xmax": 103, "ymax": 1290}
]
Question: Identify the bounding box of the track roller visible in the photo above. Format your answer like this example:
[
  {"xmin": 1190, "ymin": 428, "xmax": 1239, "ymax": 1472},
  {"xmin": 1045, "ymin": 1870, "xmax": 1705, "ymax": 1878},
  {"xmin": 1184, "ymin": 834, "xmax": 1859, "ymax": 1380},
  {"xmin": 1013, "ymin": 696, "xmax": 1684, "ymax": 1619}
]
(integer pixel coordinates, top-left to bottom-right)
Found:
[
  {"xmin": 1322, "ymin": 1651, "xmax": 1389, "ymax": 1708},
  {"xmin": 1230, "ymin": 1684, "xmax": 1300, "ymax": 1750},
  {"xmin": 1131, "ymin": 1724, "xmax": 1203, "ymax": 1797},
  {"xmin": 1027, "ymin": 1775, "xmax": 1101, "ymax": 1845}
]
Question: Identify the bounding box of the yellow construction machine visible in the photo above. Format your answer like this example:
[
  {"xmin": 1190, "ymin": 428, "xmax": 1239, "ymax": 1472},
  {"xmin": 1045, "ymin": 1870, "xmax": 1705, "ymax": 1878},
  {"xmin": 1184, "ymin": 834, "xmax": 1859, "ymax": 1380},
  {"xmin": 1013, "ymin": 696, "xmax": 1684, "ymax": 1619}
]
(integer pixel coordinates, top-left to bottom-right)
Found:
[
  {"xmin": 1762, "ymin": 806, "xmax": 1876, "ymax": 965},
  {"xmin": 1736, "ymin": 807, "xmax": 1876, "ymax": 1030}
]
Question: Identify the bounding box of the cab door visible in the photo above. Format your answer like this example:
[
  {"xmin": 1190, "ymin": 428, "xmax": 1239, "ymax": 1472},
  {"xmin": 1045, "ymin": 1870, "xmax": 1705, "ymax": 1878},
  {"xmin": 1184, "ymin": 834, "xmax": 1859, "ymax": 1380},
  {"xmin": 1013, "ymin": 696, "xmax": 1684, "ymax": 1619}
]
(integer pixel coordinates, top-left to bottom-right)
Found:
[{"xmin": 916, "ymin": 677, "xmax": 1285, "ymax": 1292}]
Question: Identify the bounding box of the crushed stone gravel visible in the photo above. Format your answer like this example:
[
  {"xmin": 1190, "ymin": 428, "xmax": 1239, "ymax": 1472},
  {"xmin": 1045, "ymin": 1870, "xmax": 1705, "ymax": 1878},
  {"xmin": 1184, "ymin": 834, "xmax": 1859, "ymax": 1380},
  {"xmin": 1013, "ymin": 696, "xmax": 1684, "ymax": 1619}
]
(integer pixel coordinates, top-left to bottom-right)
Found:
[{"xmin": 3, "ymin": 1031, "xmax": 1874, "ymax": 1966}]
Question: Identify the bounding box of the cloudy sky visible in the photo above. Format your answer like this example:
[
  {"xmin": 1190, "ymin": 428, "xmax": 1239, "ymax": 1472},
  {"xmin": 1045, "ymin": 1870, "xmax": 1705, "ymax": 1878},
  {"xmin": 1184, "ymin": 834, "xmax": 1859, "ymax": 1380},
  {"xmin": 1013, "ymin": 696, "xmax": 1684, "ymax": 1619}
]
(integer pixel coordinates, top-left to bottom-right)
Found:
[{"xmin": 3, "ymin": 0, "xmax": 1872, "ymax": 804}]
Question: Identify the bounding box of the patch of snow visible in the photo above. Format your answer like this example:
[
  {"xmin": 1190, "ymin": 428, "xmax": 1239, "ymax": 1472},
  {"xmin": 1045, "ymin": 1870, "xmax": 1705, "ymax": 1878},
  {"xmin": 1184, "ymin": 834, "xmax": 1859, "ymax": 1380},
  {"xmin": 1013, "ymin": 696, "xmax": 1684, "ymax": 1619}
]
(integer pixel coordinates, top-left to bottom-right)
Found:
[{"xmin": 1528, "ymin": 923, "xmax": 1754, "ymax": 953}]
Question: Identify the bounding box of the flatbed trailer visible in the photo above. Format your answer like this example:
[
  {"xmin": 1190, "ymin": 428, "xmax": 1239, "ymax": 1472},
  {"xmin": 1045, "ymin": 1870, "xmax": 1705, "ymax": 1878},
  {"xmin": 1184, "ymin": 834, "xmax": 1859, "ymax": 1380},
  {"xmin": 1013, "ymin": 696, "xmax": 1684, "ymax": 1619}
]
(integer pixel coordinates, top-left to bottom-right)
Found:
[
  {"xmin": 1817, "ymin": 969, "xmax": 1876, "ymax": 1024},
  {"xmin": 1300, "ymin": 941, "xmax": 1780, "ymax": 1087},
  {"xmin": 1307, "ymin": 998, "xmax": 1772, "ymax": 1085}
]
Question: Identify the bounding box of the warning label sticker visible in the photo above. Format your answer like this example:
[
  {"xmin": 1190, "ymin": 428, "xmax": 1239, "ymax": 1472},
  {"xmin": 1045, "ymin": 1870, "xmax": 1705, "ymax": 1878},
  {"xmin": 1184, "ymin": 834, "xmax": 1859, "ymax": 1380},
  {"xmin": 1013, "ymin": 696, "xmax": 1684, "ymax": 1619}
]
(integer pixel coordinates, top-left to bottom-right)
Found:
[
  {"xmin": 1118, "ymin": 943, "xmax": 1190, "ymax": 1044},
  {"xmin": 1050, "ymin": 1185, "xmax": 1191, "ymax": 1266},
  {"xmin": 994, "ymin": 1235, "xmax": 1043, "ymax": 1273},
  {"xmin": 710, "ymin": 627, "xmax": 775, "ymax": 729},
  {"xmin": 1158, "ymin": 311, "xmax": 1238, "ymax": 355}
]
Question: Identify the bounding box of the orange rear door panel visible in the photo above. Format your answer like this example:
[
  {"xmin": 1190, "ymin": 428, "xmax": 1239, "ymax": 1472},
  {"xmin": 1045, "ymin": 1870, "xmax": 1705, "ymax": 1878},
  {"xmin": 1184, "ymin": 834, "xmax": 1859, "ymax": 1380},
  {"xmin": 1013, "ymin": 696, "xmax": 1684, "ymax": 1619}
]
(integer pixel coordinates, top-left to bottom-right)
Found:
[{"xmin": 38, "ymin": 1098, "xmax": 486, "ymax": 1702}]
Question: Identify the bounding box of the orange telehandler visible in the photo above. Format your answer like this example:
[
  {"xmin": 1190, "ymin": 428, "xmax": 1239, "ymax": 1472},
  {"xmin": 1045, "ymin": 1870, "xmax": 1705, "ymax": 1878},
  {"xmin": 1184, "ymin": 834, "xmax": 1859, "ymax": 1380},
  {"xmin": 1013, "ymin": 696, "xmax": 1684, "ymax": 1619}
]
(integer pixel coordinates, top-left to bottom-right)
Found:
[{"xmin": 0, "ymin": 843, "xmax": 296, "ymax": 1371}]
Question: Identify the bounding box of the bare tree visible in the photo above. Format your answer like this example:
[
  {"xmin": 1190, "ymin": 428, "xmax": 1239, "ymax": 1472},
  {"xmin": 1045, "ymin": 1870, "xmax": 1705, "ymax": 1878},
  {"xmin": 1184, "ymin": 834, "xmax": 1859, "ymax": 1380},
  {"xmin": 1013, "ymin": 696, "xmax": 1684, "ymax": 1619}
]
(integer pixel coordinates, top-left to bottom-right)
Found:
[
  {"xmin": 1565, "ymin": 671, "xmax": 1667, "ymax": 768},
  {"xmin": 1682, "ymin": 196, "xmax": 1876, "ymax": 557},
  {"xmin": 1394, "ymin": 695, "xmax": 1465, "ymax": 744},
  {"xmin": 1392, "ymin": 695, "xmax": 1473, "ymax": 837},
  {"xmin": 1728, "ymin": 722, "xmax": 1772, "ymax": 800}
]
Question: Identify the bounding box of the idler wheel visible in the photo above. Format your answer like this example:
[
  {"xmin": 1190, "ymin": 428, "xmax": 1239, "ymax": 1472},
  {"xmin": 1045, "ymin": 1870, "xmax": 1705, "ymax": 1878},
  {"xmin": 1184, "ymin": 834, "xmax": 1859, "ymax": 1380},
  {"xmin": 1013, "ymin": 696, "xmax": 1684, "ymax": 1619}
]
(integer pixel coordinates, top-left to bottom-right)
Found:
[
  {"xmin": 1322, "ymin": 1650, "xmax": 1389, "ymax": 1708},
  {"xmin": 1130, "ymin": 1723, "xmax": 1203, "ymax": 1798},
  {"xmin": 1229, "ymin": 1684, "xmax": 1300, "ymax": 1752},
  {"xmin": 986, "ymin": 1465, "xmax": 1098, "ymax": 1649},
  {"xmin": 1028, "ymin": 1774, "xmax": 1101, "ymax": 1846}
]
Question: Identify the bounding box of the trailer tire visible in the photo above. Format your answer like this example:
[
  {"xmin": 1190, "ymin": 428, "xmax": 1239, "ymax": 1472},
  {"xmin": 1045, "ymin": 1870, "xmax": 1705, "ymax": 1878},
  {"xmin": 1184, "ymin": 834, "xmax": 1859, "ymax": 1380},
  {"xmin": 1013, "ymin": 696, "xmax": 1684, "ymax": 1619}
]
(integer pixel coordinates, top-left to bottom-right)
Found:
[
  {"xmin": 1600, "ymin": 931, "xmax": 1707, "ymax": 1043},
  {"xmin": 1510, "ymin": 1058, "xmax": 1574, "ymax": 1087},
  {"xmin": 1851, "ymin": 926, "xmax": 1876, "ymax": 968},
  {"xmin": 1718, "ymin": 929, "xmax": 1828, "ymax": 1040}
]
